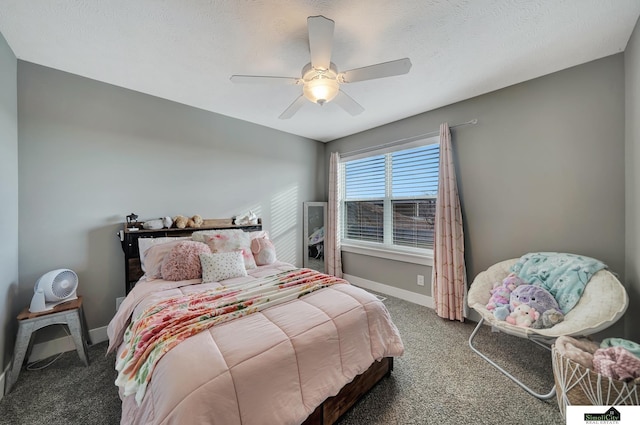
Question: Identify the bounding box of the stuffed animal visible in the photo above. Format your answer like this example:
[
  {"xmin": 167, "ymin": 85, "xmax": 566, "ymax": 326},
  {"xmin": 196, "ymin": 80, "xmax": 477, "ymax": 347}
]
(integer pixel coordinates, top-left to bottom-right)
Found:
[
  {"xmin": 142, "ymin": 218, "xmax": 164, "ymax": 230},
  {"xmin": 486, "ymin": 273, "xmax": 525, "ymax": 311},
  {"xmin": 510, "ymin": 284, "xmax": 565, "ymax": 329},
  {"xmin": 506, "ymin": 304, "xmax": 540, "ymax": 328},
  {"xmin": 510, "ymin": 284, "xmax": 559, "ymax": 312},
  {"xmin": 191, "ymin": 215, "xmax": 204, "ymax": 228},
  {"xmin": 173, "ymin": 214, "xmax": 203, "ymax": 229},
  {"xmin": 532, "ymin": 309, "xmax": 565, "ymax": 329},
  {"xmin": 173, "ymin": 215, "xmax": 189, "ymax": 229},
  {"xmin": 162, "ymin": 216, "xmax": 173, "ymax": 228},
  {"xmin": 493, "ymin": 305, "xmax": 510, "ymax": 321},
  {"xmin": 235, "ymin": 211, "xmax": 258, "ymax": 226}
]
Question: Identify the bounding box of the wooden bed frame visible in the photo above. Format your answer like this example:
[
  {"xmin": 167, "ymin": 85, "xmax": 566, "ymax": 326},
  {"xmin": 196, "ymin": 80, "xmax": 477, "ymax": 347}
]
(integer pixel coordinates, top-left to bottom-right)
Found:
[
  {"xmin": 119, "ymin": 218, "xmax": 394, "ymax": 425},
  {"xmin": 302, "ymin": 357, "xmax": 393, "ymax": 425}
]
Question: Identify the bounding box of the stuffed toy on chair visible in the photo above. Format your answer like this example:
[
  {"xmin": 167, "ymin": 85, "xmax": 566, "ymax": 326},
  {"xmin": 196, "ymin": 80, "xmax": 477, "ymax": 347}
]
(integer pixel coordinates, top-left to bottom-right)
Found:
[
  {"xmin": 510, "ymin": 284, "xmax": 565, "ymax": 329},
  {"xmin": 510, "ymin": 284, "xmax": 560, "ymax": 312},
  {"xmin": 493, "ymin": 305, "xmax": 510, "ymax": 321},
  {"xmin": 531, "ymin": 309, "xmax": 565, "ymax": 329},
  {"xmin": 506, "ymin": 304, "xmax": 540, "ymax": 328},
  {"xmin": 486, "ymin": 273, "xmax": 525, "ymax": 313}
]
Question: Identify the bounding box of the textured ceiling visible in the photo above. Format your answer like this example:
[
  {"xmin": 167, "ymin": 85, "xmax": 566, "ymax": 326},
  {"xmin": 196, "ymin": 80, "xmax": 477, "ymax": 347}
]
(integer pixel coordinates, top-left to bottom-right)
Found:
[{"xmin": 0, "ymin": 1, "xmax": 638, "ymax": 142}]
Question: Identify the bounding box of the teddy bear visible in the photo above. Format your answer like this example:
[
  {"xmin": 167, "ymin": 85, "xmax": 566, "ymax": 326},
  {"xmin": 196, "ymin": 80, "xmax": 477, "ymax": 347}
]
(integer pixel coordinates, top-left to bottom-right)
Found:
[
  {"xmin": 173, "ymin": 215, "xmax": 189, "ymax": 229},
  {"xmin": 189, "ymin": 214, "xmax": 204, "ymax": 228},
  {"xmin": 486, "ymin": 273, "xmax": 525, "ymax": 312},
  {"xmin": 173, "ymin": 214, "xmax": 204, "ymax": 229},
  {"xmin": 506, "ymin": 304, "xmax": 540, "ymax": 328}
]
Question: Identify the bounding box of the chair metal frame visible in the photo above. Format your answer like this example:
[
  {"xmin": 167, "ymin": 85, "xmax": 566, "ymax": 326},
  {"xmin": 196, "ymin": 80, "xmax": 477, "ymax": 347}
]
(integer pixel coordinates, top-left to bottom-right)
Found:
[{"xmin": 468, "ymin": 318, "xmax": 556, "ymax": 400}]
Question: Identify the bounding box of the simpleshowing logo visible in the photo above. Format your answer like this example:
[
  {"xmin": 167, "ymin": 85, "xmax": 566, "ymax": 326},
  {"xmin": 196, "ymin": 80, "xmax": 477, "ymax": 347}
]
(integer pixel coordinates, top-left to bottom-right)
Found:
[{"xmin": 583, "ymin": 407, "xmax": 621, "ymax": 423}]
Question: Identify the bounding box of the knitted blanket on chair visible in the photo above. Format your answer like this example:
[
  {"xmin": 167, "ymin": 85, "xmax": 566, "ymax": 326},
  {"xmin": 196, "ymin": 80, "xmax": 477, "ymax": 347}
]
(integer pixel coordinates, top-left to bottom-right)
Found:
[{"xmin": 510, "ymin": 252, "xmax": 606, "ymax": 313}]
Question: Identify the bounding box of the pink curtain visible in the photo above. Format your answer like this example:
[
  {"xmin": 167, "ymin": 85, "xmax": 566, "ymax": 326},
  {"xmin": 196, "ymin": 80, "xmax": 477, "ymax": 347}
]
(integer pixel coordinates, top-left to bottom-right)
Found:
[
  {"xmin": 432, "ymin": 123, "xmax": 466, "ymax": 321},
  {"xmin": 326, "ymin": 152, "xmax": 343, "ymax": 277}
]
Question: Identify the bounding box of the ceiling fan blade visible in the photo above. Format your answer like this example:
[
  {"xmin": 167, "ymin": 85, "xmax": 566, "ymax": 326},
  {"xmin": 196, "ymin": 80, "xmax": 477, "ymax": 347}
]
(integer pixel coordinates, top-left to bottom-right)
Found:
[
  {"xmin": 340, "ymin": 58, "xmax": 412, "ymax": 83},
  {"xmin": 308, "ymin": 15, "xmax": 335, "ymax": 70},
  {"xmin": 230, "ymin": 75, "xmax": 300, "ymax": 85},
  {"xmin": 333, "ymin": 90, "xmax": 364, "ymax": 116},
  {"xmin": 279, "ymin": 95, "xmax": 307, "ymax": 119}
]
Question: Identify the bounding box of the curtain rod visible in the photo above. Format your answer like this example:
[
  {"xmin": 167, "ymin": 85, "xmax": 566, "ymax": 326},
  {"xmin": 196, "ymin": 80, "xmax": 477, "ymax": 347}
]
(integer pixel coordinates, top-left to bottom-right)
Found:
[{"xmin": 340, "ymin": 119, "xmax": 478, "ymax": 158}]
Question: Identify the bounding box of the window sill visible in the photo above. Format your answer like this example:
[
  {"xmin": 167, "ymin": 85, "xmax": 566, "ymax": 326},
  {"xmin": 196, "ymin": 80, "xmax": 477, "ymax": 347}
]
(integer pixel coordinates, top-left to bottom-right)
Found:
[{"xmin": 341, "ymin": 243, "xmax": 433, "ymax": 266}]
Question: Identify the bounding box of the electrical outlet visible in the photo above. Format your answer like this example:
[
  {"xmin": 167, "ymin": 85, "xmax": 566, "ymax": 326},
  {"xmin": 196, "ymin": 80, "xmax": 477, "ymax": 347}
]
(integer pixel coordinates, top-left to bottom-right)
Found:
[{"xmin": 417, "ymin": 275, "xmax": 425, "ymax": 286}]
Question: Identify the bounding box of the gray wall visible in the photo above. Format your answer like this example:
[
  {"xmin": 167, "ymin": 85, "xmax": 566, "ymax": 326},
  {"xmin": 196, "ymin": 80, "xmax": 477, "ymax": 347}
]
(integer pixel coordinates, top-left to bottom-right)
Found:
[
  {"xmin": 0, "ymin": 33, "xmax": 18, "ymax": 369},
  {"xmin": 625, "ymin": 17, "xmax": 640, "ymax": 343},
  {"xmin": 327, "ymin": 54, "xmax": 626, "ymax": 335},
  {"xmin": 17, "ymin": 62, "xmax": 324, "ymax": 335}
]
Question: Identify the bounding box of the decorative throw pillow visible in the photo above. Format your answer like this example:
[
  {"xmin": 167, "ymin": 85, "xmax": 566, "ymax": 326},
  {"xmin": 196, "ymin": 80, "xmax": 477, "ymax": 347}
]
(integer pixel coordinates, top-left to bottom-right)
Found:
[
  {"xmin": 138, "ymin": 237, "xmax": 190, "ymax": 271},
  {"xmin": 161, "ymin": 241, "xmax": 211, "ymax": 281},
  {"xmin": 143, "ymin": 240, "xmax": 191, "ymax": 279},
  {"xmin": 200, "ymin": 251, "xmax": 248, "ymax": 283},
  {"xmin": 248, "ymin": 230, "xmax": 269, "ymax": 240},
  {"xmin": 250, "ymin": 237, "xmax": 277, "ymax": 266},
  {"xmin": 200, "ymin": 229, "xmax": 257, "ymax": 269},
  {"xmin": 191, "ymin": 230, "xmax": 227, "ymax": 243}
]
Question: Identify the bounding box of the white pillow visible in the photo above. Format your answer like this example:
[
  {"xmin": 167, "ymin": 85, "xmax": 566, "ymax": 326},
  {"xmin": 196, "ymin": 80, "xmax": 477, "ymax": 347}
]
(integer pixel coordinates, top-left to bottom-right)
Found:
[
  {"xmin": 200, "ymin": 251, "xmax": 247, "ymax": 283},
  {"xmin": 138, "ymin": 237, "xmax": 190, "ymax": 271},
  {"xmin": 248, "ymin": 230, "xmax": 269, "ymax": 240},
  {"xmin": 194, "ymin": 229, "xmax": 257, "ymax": 269},
  {"xmin": 192, "ymin": 229, "xmax": 242, "ymax": 243}
]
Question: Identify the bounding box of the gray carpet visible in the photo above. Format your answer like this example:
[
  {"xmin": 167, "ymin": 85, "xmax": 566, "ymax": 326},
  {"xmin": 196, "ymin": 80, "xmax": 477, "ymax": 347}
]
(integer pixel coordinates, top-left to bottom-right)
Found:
[
  {"xmin": 0, "ymin": 294, "xmax": 564, "ymax": 425},
  {"xmin": 0, "ymin": 340, "xmax": 120, "ymax": 425},
  {"xmin": 336, "ymin": 295, "xmax": 563, "ymax": 425}
]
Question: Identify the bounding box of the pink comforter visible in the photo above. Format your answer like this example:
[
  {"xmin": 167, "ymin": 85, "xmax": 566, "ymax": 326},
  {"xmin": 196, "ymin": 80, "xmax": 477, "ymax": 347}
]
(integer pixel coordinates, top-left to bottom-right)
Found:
[{"xmin": 107, "ymin": 262, "xmax": 404, "ymax": 425}]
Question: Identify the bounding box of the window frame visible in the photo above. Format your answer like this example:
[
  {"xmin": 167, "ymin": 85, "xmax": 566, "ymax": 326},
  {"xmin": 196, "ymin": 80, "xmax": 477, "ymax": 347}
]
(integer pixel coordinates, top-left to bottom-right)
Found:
[{"xmin": 338, "ymin": 136, "xmax": 439, "ymax": 266}]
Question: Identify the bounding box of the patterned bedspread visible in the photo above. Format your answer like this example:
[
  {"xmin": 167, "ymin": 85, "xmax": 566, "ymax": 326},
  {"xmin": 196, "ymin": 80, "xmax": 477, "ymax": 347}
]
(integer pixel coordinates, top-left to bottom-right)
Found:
[{"xmin": 116, "ymin": 268, "xmax": 346, "ymax": 403}]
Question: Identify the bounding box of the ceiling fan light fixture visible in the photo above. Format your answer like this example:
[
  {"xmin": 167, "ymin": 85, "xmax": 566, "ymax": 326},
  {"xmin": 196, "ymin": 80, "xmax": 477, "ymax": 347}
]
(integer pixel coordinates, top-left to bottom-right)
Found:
[
  {"xmin": 303, "ymin": 78, "xmax": 339, "ymax": 105},
  {"xmin": 230, "ymin": 15, "xmax": 412, "ymax": 118}
]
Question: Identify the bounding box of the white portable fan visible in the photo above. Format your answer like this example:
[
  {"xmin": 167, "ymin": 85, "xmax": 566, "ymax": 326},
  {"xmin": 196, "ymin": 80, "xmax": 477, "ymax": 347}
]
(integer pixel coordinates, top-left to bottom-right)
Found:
[
  {"xmin": 29, "ymin": 269, "xmax": 78, "ymax": 313},
  {"xmin": 230, "ymin": 15, "xmax": 412, "ymax": 119}
]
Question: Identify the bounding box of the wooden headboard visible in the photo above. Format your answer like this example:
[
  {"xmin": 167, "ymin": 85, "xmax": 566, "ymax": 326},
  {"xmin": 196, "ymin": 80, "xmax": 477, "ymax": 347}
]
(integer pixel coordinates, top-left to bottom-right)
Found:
[{"xmin": 119, "ymin": 218, "xmax": 262, "ymax": 294}]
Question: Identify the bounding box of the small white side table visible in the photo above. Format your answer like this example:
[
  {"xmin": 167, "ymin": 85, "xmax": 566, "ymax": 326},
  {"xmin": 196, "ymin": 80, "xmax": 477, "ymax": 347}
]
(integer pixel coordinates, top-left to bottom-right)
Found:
[{"xmin": 5, "ymin": 296, "xmax": 90, "ymax": 394}]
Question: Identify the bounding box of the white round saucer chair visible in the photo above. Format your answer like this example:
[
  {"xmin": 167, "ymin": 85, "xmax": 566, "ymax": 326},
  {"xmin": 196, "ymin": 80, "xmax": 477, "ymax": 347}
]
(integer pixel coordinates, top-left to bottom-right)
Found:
[{"xmin": 467, "ymin": 258, "xmax": 628, "ymax": 400}]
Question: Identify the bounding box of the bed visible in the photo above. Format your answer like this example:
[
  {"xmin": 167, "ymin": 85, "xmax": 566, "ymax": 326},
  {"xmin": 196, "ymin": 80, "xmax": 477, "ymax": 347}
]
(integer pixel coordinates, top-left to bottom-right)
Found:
[{"xmin": 108, "ymin": 220, "xmax": 404, "ymax": 425}]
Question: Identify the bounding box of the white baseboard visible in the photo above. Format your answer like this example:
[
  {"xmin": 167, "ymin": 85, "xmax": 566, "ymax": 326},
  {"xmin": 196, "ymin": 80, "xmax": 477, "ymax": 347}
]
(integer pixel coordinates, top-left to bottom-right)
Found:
[
  {"xmin": 28, "ymin": 325, "xmax": 108, "ymax": 363},
  {"xmin": 344, "ymin": 274, "xmax": 435, "ymax": 309}
]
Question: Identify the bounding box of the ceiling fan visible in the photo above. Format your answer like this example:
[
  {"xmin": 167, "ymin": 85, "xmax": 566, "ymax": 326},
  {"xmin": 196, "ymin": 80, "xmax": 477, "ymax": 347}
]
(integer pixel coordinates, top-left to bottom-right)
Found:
[{"xmin": 230, "ymin": 15, "xmax": 412, "ymax": 119}]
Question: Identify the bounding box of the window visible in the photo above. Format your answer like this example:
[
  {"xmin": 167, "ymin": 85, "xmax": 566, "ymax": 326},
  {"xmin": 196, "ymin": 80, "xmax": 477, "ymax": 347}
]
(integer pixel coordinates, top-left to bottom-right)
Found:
[{"xmin": 339, "ymin": 137, "xmax": 439, "ymax": 260}]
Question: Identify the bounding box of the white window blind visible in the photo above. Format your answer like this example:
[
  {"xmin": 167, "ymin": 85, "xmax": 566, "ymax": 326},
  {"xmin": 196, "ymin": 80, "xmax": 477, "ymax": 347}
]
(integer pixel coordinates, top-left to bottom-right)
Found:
[{"xmin": 340, "ymin": 138, "xmax": 440, "ymax": 252}]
